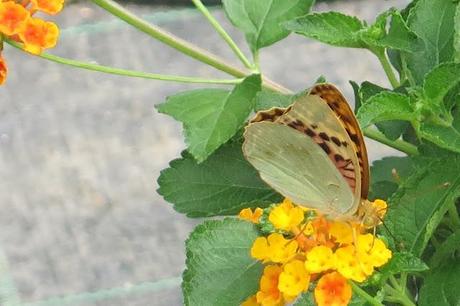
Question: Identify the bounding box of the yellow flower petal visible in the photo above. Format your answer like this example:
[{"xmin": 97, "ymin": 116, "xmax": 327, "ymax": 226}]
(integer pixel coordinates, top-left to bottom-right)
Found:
[
  {"xmin": 305, "ymin": 245, "xmax": 335, "ymax": 273},
  {"xmin": 278, "ymin": 259, "xmax": 310, "ymax": 297},
  {"xmin": 269, "ymin": 199, "xmax": 304, "ymax": 231}
]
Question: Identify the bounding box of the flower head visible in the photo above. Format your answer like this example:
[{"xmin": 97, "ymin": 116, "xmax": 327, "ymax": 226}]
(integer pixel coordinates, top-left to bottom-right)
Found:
[
  {"xmin": 31, "ymin": 0, "xmax": 64, "ymax": 15},
  {"xmin": 269, "ymin": 199, "xmax": 304, "ymax": 231},
  {"xmin": 239, "ymin": 207, "xmax": 263, "ymax": 224},
  {"xmin": 0, "ymin": 1, "xmax": 29, "ymax": 35},
  {"xmin": 314, "ymin": 272, "xmax": 352, "ymax": 306},
  {"xmin": 18, "ymin": 17, "xmax": 59, "ymax": 54}
]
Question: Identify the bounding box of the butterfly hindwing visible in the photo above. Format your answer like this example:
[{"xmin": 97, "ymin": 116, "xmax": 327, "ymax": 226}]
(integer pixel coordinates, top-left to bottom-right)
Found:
[{"xmin": 243, "ymin": 121, "xmax": 356, "ymax": 217}]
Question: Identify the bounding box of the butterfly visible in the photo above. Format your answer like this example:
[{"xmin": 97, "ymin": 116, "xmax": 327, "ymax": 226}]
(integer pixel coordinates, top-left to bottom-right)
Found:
[{"xmin": 243, "ymin": 84, "xmax": 379, "ymax": 226}]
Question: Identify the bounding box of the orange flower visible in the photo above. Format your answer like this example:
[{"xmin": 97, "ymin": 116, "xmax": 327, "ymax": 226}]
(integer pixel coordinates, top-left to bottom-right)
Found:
[
  {"xmin": 239, "ymin": 207, "xmax": 264, "ymax": 224},
  {"xmin": 31, "ymin": 0, "xmax": 64, "ymax": 15},
  {"xmin": 0, "ymin": 1, "xmax": 30, "ymax": 35},
  {"xmin": 314, "ymin": 272, "xmax": 352, "ymax": 306},
  {"xmin": 18, "ymin": 17, "xmax": 59, "ymax": 54},
  {"xmin": 0, "ymin": 54, "xmax": 6, "ymax": 85},
  {"xmin": 256, "ymin": 265, "xmax": 284, "ymax": 306}
]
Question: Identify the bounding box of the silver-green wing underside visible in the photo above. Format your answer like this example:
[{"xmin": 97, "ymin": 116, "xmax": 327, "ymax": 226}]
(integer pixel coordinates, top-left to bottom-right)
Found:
[{"xmin": 243, "ymin": 121, "xmax": 357, "ymax": 217}]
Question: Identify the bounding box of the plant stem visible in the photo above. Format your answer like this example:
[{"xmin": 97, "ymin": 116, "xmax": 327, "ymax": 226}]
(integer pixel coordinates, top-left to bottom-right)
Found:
[
  {"xmin": 349, "ymin": 281, "xmax": 383, "ymax": 306},
  {"xmin": 384, "ymin": 284, "xmax": 416, "ymax": 306},
  {"xmin": 191, "ymin": 0, "xmax": 254, "ymax": 70},
  {"xmin": 373, "ymin": 49, "xmax": 399, "ymax": 89},
  {"xmin": 448, "ymin": 202, "xmax": 460, "ymax": 229},
  {"xmin": 363, "ymin": 127, "xmax": 418, "ymax": 155},
  {"xmin": 90, "ymin": 0, "xmax": 291, "ymax": 93},
  {"xmin": 5, "ymin": 39, "xmax": 242, "ymax": 85}
]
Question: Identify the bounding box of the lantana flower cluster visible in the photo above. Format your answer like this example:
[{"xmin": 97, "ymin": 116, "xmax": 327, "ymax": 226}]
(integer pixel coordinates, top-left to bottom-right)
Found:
[
  {"xmin": 239, "ymin": 199, "xmax": 392, "ymax": 306},
  {"xmin": 0, "ymin": 0, "xmax": 63, "ymax": 84}
]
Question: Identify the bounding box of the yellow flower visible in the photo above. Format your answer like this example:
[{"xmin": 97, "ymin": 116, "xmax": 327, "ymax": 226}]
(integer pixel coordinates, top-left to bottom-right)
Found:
[
  {"xmin": 372, "ymin": 199, "xmax": 388, "ymax": 220},
  {"xmin": 251, "ymin": 233, "xmax": 298, "ymax": 264},
  {"xmin": 278, "ymin": 259, "xmax": 310, "ymax": 297},
  {"xmin": 18, "ymin": 17, "xmax": 59, "ymax": 54},
  {"xmin": 241, "ymin": 295, "xmax": 259, "ymax": 306},
  {"xmin": 314, "ymin": 272, "xmax": 352, "ymax": 306},
  {"xmin": 334, "ymin": 246, "xmax": 367, "ymax": 282},
  {"xmin": 239, "ymin": 207, "xmax": 263, "ymax": 224},
  {"xmin": 356, "ymin": 234, "xmax": 392, "ymax": 268},
  {"xmin": 269, "ymin": 199, "xmax": 304, "ymax": 231},
  {"xmin": 329, "ymin": 221, "xmax": 353, "ymax": 245},
  {"xmin": 256, "ymin": 265, "xmax": 284, "ymax": 306},
  {"xmin": 0, "ymin": 1, "xmax": 29, "ymax": 35},
  {"xmin": 305, "ymin": 245, "xmax": 335, "ymax": 274},
  {"xmin": 0, "ymin": 54, "xmax": 7, "ymax": 85},
  {"xmin": 31, "ymin": 0, "xmax": 64, "ymax": 15}
]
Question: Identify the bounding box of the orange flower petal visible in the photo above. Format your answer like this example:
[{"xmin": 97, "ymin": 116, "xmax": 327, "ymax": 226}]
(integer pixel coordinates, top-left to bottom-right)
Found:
[
  {"xmin": 30, "ymin": 0, "xmax": 64, "ymax": 15},
  {"xmin": 314, "ymin": 272, "xmax": 352, "ymax": 306},
  {"xmin": 0, "ymin": 1, "xmax": 30, "ymax": 36},
  {"xmin": 0, "ymin": 54, "xmax": 7, "ymax": 85},
  {"xmin": 18, "ymin": 17, "xmax": 59, "ymax": 54}
]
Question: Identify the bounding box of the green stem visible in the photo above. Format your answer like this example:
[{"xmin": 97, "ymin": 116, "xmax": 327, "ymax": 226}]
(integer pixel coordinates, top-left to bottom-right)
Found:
[
  {"xmin": 448, "ymin": 202, "xmax": 460, "ymax": 229},
  {"xmin": 384, "ymin": 284, "xmax": 416, "ymax": 306},
  {"xmin": 364, "ymin": 127, "xmax": 419, "ymax": 155},
  {"xmin": 373, "ymin": 48, "xmax": 399, "ymax": 89},
  {"xmin": 5, "ymin": 39, "xmax": 242, "ymax": 85},
  {"xmin": 191, "ymin": 0, "xmax": 254, "ymax": 70},
  {"xmin": 349, "ymin": 281, "xmax": 383, "ymax": 306},
  {"xmin": 90, "ymin": 0, "xmax": 290, "ymax": 93}
]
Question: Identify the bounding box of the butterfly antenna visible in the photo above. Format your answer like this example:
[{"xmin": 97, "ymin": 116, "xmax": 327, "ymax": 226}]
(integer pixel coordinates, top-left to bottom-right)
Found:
[{"xmin": 377, "ymin": 216, "xmax": 403, "ymax": 250}]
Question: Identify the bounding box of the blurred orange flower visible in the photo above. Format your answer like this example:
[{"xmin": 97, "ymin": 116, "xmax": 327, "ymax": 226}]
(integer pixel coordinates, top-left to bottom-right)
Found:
[
  {"xmin": 18, "ymin": 17, "xmax": 59, "ymax": 54},
  {"xmin": 0, "ymin": 1, "xmax": 29, "ymax": 35}
]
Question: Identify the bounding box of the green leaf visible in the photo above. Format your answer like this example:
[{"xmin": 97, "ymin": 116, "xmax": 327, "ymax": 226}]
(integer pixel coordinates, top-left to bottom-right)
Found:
[
  {"xmin": 405, "ymin": 0, "xmax": 458, "ymax": 84},
  {"xmin": 156, "ymin": 75, "xmax": 261, "ymax": 162},
  {"xmin": 419, "ymin": 258, "xmax": 460, "ymax": 306},
  {"xmin": 294, "ymin": 292, "xmax": 315, "ymax": 306},
  {"xmin": 157, "ymin": 140, "xmax": 281, "ymax": 217},
  {"xmin": 357, "ymin": 92, "xmax": 416, "ymax": 128},
  {"xmin": 285, "ymin": 12, "xmax": 365, "ymax": 48},
  {"xmin": 255, "ymin": 89, "xmax": 294, "ymax": 111},
  {"xmin": 370, "ymin": 156, "xmax": 413, "ymax": 200},
  {"xmin": 371, "ymin": 11, "xmax": 421, "ymax": 53},
  {"xmin": 379, "ymin": 252, "xmax": 429, "ymax": 275},
  {"xmin": 183, "ymin": 219, "xmax": 263, "ymax": 306},
  {"xmin": 429, "ymin": 228, "xmax": 460, "ymax": 268},
  {"xmin": 423, "ymin": 63, "xmax": 460, "ymax": 111},
  {"xmin": 419, "ymin": 122, "xmax": 460, "ymax": 154},
  {"xmin": 385, "ymin": 155, "xmax": 460, "ymax": 256},
  {"xmin": 223, "ymin": 0, "xmax": 314, "ymax": 53},
  {"xmin": 455, "ymin": 3, "xmax": 460, "ymax": 62}
]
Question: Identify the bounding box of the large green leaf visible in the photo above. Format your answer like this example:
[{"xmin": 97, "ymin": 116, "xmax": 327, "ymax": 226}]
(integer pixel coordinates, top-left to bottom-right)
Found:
[
  {"xmin": 285, "ymin": 12, "xmax": 365, "ymax": 48},
  {"xmin": 156, "ymin": 75, "xmax": 261, "ymax": 162},
  {"xmin": 454, "ymin": 3, "xmax": 460, "ymax": 62},
  {"xmin": 357, "ymin": 92, "xmax": 416, "ymax": 128},
  {"xmin": 422, "ymin": 63, "xmax": 460, "ymax": 121},
  {"xmin": 157, "ymin": 140, "xmax": 281, "ymax": 217},
  {"xmin": 385, "ymin": 155, "xmax": 460, "ymax": 256},
  {"xmin": 419, "ymin": 258, "xmax": 460, "ymax": 306},
  {"xmin": 183, "ymin": 219, "xmax": 263, "ymax": 306},
  {"xmin": 223, "ymin": 0, "xmax": 314, "ymax": 53},
  {"xmin": 379, "ymin": 252, "xmax": 429, "ymax": 276},
  {"xmin": 405, "ymin": 0, "xmax": 457, "ymax": 84}
]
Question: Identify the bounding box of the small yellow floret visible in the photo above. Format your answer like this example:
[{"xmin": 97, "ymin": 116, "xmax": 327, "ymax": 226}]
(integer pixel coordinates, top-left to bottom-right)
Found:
[
  {"xmin": 269, "ymin": 199, "xmax": 304, "ymax": 231},
  {"xmin": 251, "ymin": 233, "xmax": 298, "ymax": 264},
  {"xmin": 239, "ymin": 207, "xmax": 263, "ymax": 224},
  {"xmin": 278, "ymin": 259, "xmax": 310, "ymax": 297},
  {"xmin": 305, "ymin": 245, "xmax": 335, "ymax": 274},
  {"xmin": 256, "ymin": 265, "xmax": 283, "ymax": 306}
]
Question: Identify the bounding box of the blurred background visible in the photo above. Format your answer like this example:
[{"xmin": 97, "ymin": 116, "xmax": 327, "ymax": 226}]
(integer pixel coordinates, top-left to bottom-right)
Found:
[{"xmin": 0, "ymin": 0, "xmax": 407, "ymax": 305}]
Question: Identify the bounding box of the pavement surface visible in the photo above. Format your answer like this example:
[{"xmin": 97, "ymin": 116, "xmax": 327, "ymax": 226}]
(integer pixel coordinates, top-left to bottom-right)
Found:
[{"xmin": 0, "ymin": 0, "xmax": 407, "ymax": 305}]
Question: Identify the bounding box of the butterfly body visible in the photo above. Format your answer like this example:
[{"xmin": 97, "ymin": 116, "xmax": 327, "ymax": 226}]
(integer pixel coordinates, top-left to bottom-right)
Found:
[{"xmin": 243, "ymin": 84, "xmax": 376, "ymax": 225}]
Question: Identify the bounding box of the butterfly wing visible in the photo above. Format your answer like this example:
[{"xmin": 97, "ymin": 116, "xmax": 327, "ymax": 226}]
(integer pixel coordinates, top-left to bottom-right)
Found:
[
  {"xmin": 243, "ymin": 121, "xmax": 356, "ymax": 217},
  {"xmin": 310, "ymin": 84, "xmax": 370, "ymax": 198}
]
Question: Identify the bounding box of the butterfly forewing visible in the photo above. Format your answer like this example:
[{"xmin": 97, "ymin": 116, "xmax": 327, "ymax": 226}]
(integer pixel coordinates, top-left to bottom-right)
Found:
[
  {"xmin": 243, "ymin": 121, "xmax": 355, "ymax": 217},
  {"xmin": 310, "ymin": 84, "xmax": 370, "ymax": 198}
]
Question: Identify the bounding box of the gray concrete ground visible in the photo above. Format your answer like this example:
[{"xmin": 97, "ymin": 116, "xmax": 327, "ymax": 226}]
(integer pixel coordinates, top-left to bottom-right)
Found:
[{"xmin": 0, "ymin": 0, "xmax": 407, "ymax": 305}]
